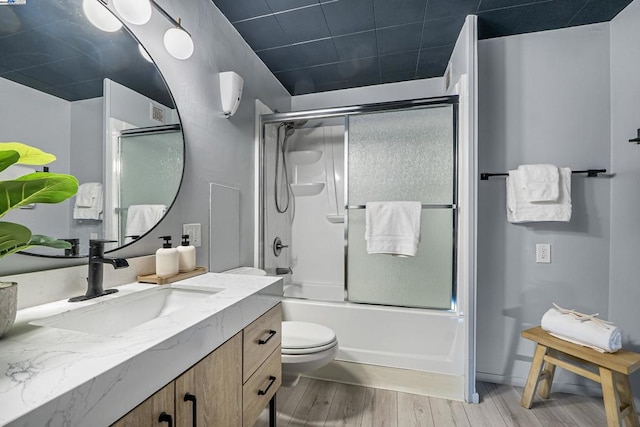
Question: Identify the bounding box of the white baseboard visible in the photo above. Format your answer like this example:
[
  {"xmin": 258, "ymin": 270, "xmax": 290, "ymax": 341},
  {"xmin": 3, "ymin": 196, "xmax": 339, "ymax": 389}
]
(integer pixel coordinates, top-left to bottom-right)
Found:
[{"xmin": 301, "ymin": 360, "xmax": 465, "ymax": 402}]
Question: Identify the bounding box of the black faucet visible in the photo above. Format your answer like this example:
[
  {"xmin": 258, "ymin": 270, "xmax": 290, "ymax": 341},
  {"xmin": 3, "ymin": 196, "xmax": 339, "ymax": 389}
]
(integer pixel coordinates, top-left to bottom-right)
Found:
[{"xmin": 69, "ymin": 240, "xmax": 129, "ymax": 302}]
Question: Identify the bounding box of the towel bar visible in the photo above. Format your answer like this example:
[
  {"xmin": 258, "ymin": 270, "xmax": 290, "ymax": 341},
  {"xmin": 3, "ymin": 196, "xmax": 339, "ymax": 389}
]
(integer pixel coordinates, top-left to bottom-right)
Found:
[
  {"xmin": 481, "ymin": 168, "xmax": 608, "ymax": 181},
  {"xmin": 346, "ymin": 204, "xmax": 456, "ymax": 209}
]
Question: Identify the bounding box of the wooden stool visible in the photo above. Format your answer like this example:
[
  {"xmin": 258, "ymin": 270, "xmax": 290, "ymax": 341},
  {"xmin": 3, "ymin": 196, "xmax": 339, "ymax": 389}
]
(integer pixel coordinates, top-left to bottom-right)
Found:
[{"xmin": 521, "ymin": 326, "xmax": 640, "ymax": 427}]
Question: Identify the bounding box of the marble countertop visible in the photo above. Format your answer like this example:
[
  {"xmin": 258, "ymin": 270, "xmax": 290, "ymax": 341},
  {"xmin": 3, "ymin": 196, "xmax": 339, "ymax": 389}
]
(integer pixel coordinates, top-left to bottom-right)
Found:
[{"xmin": 0, "ymin": 273, "xmax": 282, "ymax": 426}]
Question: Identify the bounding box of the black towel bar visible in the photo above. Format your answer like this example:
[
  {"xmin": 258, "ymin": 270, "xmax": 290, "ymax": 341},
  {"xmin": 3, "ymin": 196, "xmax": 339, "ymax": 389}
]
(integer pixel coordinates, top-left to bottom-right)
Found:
[{"xmin": 480, "ymin": 168, "xmax": 607, "ymax": 181}]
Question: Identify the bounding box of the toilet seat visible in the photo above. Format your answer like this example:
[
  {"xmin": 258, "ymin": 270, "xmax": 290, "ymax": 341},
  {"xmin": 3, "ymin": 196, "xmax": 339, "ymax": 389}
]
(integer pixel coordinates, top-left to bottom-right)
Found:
[
  {"xmin": 282, "ymin": 321, "xmax": 337, "ymax": 354},
  {"xmin": 282, "ymin": 341, "xmax": 337, "ymax": 355}
]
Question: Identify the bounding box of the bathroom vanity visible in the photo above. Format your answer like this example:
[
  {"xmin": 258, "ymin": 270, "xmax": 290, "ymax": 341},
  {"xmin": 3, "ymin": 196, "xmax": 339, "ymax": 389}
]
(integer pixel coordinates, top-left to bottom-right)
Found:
[{"xmin": 0, "ymin": 273, "xmax": 282, "ymax": 426}]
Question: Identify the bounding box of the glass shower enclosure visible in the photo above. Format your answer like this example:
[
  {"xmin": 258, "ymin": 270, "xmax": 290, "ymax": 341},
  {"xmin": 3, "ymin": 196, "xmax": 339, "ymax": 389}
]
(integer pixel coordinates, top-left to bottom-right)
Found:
[{"xmin": 261, "ymin": 97, "xmax": 458, "ymax": 311}]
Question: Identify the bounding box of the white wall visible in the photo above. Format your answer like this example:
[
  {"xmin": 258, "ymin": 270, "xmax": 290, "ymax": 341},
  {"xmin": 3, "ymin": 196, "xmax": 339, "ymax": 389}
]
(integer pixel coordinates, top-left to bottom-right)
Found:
[
  {"xmin": 477, "ymin": 23, "xmax": 612, "ymax": 392},
  {"xmin": 292, "ymin": 77, "xmax": 445, "ymax": 111},
  {"xmin": 0, "ymin": 77, "xmax": 72, "ymax": 242},
  {"xmin": 609, "ymin": 0, "xmax": 640, "ymax": 408}
]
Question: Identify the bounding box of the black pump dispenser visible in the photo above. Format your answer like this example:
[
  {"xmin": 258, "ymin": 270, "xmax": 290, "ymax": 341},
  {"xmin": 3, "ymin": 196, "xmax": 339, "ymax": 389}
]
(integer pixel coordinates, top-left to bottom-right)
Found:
[
  {"xmin": 181, "ymin": 234, "xmax": 190, "ymax": 246},
  {"xmin": 159, "ymin": 235, "xmax": 172, "ymax": 248}
]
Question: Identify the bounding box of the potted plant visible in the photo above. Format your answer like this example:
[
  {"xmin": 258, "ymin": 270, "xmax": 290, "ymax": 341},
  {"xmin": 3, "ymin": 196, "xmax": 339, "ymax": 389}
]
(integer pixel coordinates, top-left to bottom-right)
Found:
[{"xmin": 0, "ymin": 142, "xmax": 78, "ymax": 337}]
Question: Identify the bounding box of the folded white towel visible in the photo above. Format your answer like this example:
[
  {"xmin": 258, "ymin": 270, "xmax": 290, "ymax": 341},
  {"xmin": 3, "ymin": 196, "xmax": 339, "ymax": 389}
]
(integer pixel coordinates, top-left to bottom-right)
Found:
[
  {"xmin": 507, "ymin": 167, "xmax": 572, "ymax": 223},
  {"xmin": 541, "ymin": 306, "xmax": 622, "ymax": 353},
  {"xmin": 365, "ymin": 201, "xmax": 421, "ymax": 257},
  {"xmin": 73, "ymin": 183, "xmax": 103, "ymax": 220},
  {"xmin": 517, "ymin": 164, "xmax": 559, "ymax": 202},
  {"xmin": 75, "ymin": 182, "xmax": 102, "ymax": 208},
  {"xmin": 125, "ymin": 204, "xmax": 167, "ymax": 241}
]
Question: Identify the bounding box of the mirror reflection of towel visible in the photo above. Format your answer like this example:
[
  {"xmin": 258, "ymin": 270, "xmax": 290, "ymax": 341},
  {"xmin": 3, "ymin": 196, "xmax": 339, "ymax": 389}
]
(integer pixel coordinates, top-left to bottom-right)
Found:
[
  {"xmin": 125, "ymin": 204, "xmax": 167, "ymax": 241},
  {"xmin": 73, "ymin": 183, "xmax": 103, "ymax": 220}
]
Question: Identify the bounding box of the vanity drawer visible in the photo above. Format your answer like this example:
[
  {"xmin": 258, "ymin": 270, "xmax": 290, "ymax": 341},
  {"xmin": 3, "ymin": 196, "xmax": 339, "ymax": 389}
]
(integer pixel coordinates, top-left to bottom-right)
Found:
[
  {"xmin": 242, "ymin": 347, "xmax": 282, "ymax": 427},
  {"xmin": 243, "ymin": 303, "xmax": 281, "ymax": 382}
]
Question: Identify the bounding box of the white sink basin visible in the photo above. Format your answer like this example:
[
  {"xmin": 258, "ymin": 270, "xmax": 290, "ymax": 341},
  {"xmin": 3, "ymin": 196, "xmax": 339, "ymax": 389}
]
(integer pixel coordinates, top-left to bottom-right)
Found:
[{"xmin": 30, "ymin": 285, "xmax": 222, "ymax": 335}]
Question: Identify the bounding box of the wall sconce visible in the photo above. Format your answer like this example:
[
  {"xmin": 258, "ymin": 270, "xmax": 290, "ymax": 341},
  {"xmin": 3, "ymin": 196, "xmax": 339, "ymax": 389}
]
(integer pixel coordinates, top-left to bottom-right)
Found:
[{"xmin": 83, "ymin": 0, "xmax": 194, "ymax": 60}]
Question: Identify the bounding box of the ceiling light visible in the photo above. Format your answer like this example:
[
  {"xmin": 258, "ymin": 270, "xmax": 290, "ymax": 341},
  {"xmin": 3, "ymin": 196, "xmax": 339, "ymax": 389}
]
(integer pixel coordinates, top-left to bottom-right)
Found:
[
  {"xmin": 113, "ymin": 0, "xmax": 151, "ymax": 25},
  {"xmin": 163, "ymin": 23, "xmax": 194, "ymax": 60},
  {"xmin": 138, "ymin": 44, "xmax": 153, "ymax": 63},
  {"xmin": 83, "ymin": 0, "xmax": 122, "ymax": 32}
]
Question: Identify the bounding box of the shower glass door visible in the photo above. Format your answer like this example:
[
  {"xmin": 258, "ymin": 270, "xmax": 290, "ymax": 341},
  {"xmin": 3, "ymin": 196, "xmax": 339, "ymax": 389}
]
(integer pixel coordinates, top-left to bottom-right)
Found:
[
  {"xmin": 346, "ymin": 105, "xmax": 457, "ymax": 310},
  {"xmin": 117, "ymin": 128, "xmax": 183, "ymax": 244}
]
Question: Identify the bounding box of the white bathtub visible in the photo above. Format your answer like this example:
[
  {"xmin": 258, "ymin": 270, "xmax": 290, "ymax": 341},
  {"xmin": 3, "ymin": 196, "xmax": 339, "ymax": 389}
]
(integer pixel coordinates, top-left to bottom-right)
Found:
[{"xmin": 281, "ymin": 297, "xmax": 465, "ymax": 376}]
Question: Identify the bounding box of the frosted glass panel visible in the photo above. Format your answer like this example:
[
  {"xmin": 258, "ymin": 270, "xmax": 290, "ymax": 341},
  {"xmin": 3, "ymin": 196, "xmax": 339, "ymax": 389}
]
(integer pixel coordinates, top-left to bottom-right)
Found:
[
  {"xmin": 119, "ymin": 130, "xmax": 182, "ymax": 242},
  {"xmin": 348, "ymin": 106, "xmax": 454, "ymax": 204},
  {"xmin": 347, "ymin": 106, "xmax": 455, "ymax": 309},
  {"xmin": 347, "ymin": 210, "xmax": 453, "ymax": 309}
]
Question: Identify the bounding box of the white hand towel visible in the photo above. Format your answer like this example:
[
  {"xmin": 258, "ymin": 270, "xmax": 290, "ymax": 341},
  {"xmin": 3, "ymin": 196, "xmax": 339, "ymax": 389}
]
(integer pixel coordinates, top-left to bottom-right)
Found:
[
  {"xmin": 365, "ymin": 201, "xmax": 421, "ymax": 257},
  {"xmin": 75, "ymin": 182, "xmax": 102, "ymax": 208},
  {"xmin": 517, "ymin": 164, "xmax": 559, "ymax": 202},
  {"xmin": 125, "ymin": 204, "xmax": 167, "ymax": 240},
  {"xmin": 73, "ymin": 183, "xmax": 103, "ymax": 220},
  {"xmin": 541, "ymin": 306, "xmax": 622, "ymax": 353},
  {"xmin": 506, "ymin": 167, "xmax": 571, "ymax": 223}
]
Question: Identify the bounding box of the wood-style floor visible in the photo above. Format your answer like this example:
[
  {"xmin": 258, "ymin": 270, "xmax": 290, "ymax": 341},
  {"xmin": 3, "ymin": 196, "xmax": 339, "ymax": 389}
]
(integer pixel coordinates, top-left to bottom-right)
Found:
[{"xmin": 256, "ymin": 378, "xmax": 608, "ymax": 426}]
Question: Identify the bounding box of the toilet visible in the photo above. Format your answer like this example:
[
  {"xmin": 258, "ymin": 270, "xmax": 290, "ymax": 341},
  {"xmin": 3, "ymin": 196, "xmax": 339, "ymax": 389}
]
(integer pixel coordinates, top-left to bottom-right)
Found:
[{"xmin": 223, "ymin": 267, "xmax": 339, "ymax": 386}]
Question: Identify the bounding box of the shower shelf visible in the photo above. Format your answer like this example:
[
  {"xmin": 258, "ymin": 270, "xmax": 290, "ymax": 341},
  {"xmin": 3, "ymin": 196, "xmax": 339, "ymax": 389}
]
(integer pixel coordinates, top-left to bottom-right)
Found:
[
  {"xmin": 289, "ymin": 150, "xmax": 322, "ymax": 165},
  {"xmin": 290, "ymin": 182, "xmax": 324, "ymax": 197},
  {"xmin": 325, "ymin": 214, "xmax": 344, "ymax": 224}
]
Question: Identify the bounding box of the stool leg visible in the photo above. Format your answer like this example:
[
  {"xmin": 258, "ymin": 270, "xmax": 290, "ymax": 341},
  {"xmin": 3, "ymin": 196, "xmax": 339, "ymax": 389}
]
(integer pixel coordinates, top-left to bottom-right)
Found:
[
  {"xmin": 537, "ymin": 351, "xmax": 556, "ymax": 399},
  {"xmin": 614, "ymin": 372, "xmax": 640, "ymax": 427},
  {"xmin": 600, "ymin": 367, "xmax": 623, "ymax": 427},
  {"xmin": 521, "ymin": 344, "xmax": 548, "ymax": 408}
]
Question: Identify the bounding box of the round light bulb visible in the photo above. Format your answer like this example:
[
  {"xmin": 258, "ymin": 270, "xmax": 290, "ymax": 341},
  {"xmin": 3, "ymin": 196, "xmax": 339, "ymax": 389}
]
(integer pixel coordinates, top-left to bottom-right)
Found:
[
  {"xmin": 83, "ymin": 0, "xmax": 122, "ymax": 32},
  {"xmin": 138, "ymin": 44, "xmax": 153, "ymax": 63},
  {"xmin": 163, "ymin": 27, "xmax": 194, "ymax": 60},
  {"xmin": 113, "ymin": 0, "xmax": 152, "ymax": 25}
]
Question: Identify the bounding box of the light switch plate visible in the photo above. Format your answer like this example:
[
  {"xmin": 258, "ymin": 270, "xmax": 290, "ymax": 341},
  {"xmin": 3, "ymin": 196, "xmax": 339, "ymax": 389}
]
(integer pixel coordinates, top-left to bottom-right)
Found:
[{"xmin": 183, "ymin": 223, "xmax": 201, "ymax": 247}]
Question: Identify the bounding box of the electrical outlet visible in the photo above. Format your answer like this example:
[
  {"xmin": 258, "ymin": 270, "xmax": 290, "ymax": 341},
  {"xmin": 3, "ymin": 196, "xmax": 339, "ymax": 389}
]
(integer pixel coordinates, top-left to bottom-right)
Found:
[
  {"xmin": 536, "ymin": 244, "xmax": 551, "ymax": 263},
  {"xmin": 182, "ymin": 223, "xmax": 201, "ymax": 248}
]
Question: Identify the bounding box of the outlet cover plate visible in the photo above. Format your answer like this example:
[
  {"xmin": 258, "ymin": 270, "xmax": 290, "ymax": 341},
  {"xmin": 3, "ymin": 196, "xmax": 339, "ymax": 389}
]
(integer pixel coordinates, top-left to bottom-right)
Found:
[
  {"xmin": 183, "ymin": 223, "xmax": 201, "ymax": 247},
  {"xmin": 536, "ymin": 244, "xmax": 551, "ymax": 263}
]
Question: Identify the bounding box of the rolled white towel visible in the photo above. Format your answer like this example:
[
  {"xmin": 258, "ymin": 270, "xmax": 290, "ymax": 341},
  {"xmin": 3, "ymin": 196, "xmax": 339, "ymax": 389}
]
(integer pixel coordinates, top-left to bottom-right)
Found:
[{"xmin": 541, "ymin": 306, "xmax": 622, "ymax": 353}]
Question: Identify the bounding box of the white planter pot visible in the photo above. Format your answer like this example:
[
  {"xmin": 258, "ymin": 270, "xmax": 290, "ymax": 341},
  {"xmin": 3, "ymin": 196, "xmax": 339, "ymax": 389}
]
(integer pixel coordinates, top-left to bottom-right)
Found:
[{"xmin": 0, "ymin": 282, "xmax": 17, "ymax": 338}]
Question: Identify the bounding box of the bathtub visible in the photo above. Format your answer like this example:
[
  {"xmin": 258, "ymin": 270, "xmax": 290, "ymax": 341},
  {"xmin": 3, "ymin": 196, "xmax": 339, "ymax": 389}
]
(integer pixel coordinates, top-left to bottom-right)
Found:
[{"xmin": 281, "ymin": 297, "xmax": 465, "ymax": 376}]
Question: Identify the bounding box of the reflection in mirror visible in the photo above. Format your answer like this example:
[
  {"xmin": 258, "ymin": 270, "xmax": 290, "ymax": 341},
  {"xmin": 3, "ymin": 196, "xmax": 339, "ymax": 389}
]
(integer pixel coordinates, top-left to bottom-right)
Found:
[{"xmin": 0, "ymin": 0, "xmax": 184, "ymax": 257}]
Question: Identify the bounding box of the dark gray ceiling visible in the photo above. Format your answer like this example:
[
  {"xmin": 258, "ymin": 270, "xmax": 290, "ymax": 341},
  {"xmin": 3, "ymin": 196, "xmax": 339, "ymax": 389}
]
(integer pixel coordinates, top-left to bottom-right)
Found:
[
  {"xmin": 211, "ymin": 0, "xmax": 633, "ymax": 96},
  {"xmin": 0, "ymin": 0, "xmax": 173, "ymax": 106}
]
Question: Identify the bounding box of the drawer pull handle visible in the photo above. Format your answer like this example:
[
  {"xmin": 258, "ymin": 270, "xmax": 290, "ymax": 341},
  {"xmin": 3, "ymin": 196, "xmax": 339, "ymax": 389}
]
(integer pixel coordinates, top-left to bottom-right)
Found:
[
  {"xmin": 258, "ymin": 376, "xmax": 277, "ymax": 396},
  {"xmin": 159, "ymin": 412, "xmax": 173, "ymax": 427},
  {"xmin": 184, "ymin": 393, "xmax": 197, "ymax": 427},
  {"xmin": 258, "ymin": 329, "xmax": 277, "ymax": 345}
]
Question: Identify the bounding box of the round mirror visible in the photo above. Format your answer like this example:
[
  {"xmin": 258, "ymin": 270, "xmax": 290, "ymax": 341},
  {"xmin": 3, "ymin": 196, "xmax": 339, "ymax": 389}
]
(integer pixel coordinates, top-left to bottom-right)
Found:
[{"xmin": 0, "ymin": 0, "xmax": 184, "ymax": 257}]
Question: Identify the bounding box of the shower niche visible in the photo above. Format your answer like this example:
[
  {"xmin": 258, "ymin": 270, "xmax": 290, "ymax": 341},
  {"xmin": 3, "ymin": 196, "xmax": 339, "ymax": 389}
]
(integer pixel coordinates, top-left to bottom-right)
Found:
[{"xmin": 289, "ymin": 150, "xmax": 324, "ymax": 197}]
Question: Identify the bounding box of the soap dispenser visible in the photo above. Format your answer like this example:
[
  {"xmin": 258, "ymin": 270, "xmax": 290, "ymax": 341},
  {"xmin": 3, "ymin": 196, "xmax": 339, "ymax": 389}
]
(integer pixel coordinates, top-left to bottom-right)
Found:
[
  {"xmin": 156, "ymin": 236, "xmax": 179, "ymax": 278},
  {"xmin": 177, "ymin": 234, "xmax": 196, "ymax": 272}
]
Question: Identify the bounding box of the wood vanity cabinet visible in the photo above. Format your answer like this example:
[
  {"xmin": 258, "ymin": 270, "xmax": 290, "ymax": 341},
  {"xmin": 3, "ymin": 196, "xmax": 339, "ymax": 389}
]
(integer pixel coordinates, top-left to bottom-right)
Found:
[{"xmin": 112, "ymin": 303, "xmax": 282, "ymax": 427}]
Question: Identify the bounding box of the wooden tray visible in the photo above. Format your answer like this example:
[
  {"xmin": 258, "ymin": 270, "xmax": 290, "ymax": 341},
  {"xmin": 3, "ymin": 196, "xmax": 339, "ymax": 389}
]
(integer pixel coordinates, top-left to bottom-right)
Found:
[{"xmin": 137, "ymin": 266, "xmax": 207, "ymax": 285}]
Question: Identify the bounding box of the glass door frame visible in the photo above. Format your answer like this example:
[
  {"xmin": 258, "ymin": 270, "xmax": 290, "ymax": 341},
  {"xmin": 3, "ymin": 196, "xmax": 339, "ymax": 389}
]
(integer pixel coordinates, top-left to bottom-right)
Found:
[{"xmin": 259, "ymin": 96, "xmax": 459, "ymax": 310}]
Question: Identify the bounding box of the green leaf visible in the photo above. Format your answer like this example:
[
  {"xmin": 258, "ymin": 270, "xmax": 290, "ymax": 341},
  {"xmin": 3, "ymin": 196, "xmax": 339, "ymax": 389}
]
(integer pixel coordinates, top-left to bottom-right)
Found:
[
  {"xmin": 0, "ymin": 221, "xmax": 31, "ymax": 258},
  {"xmin": 0, "ymin": 150, "xmax": 20, "ymax": 174},
  {"xmin": 0, "ymin": 173, "xmax": 78, "ymax": 217},
  {"xmin": 28, "ymin": 234, "xmax": 72, "ymax": 249},
  {"xmin": 0, "ymin": 142, "xmax": 56, "ymax": 165}
]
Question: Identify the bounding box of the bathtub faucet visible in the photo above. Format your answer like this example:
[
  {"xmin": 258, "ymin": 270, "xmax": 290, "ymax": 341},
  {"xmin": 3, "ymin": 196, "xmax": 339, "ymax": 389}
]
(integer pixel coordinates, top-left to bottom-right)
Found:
[{"xmin": 276, "ymin": 267, "xmax": 292, "ymax": 275}]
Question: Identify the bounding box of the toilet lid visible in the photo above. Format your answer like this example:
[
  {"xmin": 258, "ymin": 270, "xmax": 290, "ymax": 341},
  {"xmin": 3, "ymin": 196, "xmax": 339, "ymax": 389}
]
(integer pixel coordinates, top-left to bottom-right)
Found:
[{"xmin": 282, "ymin": 321, "xmax": 336, "ymax": 350}]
